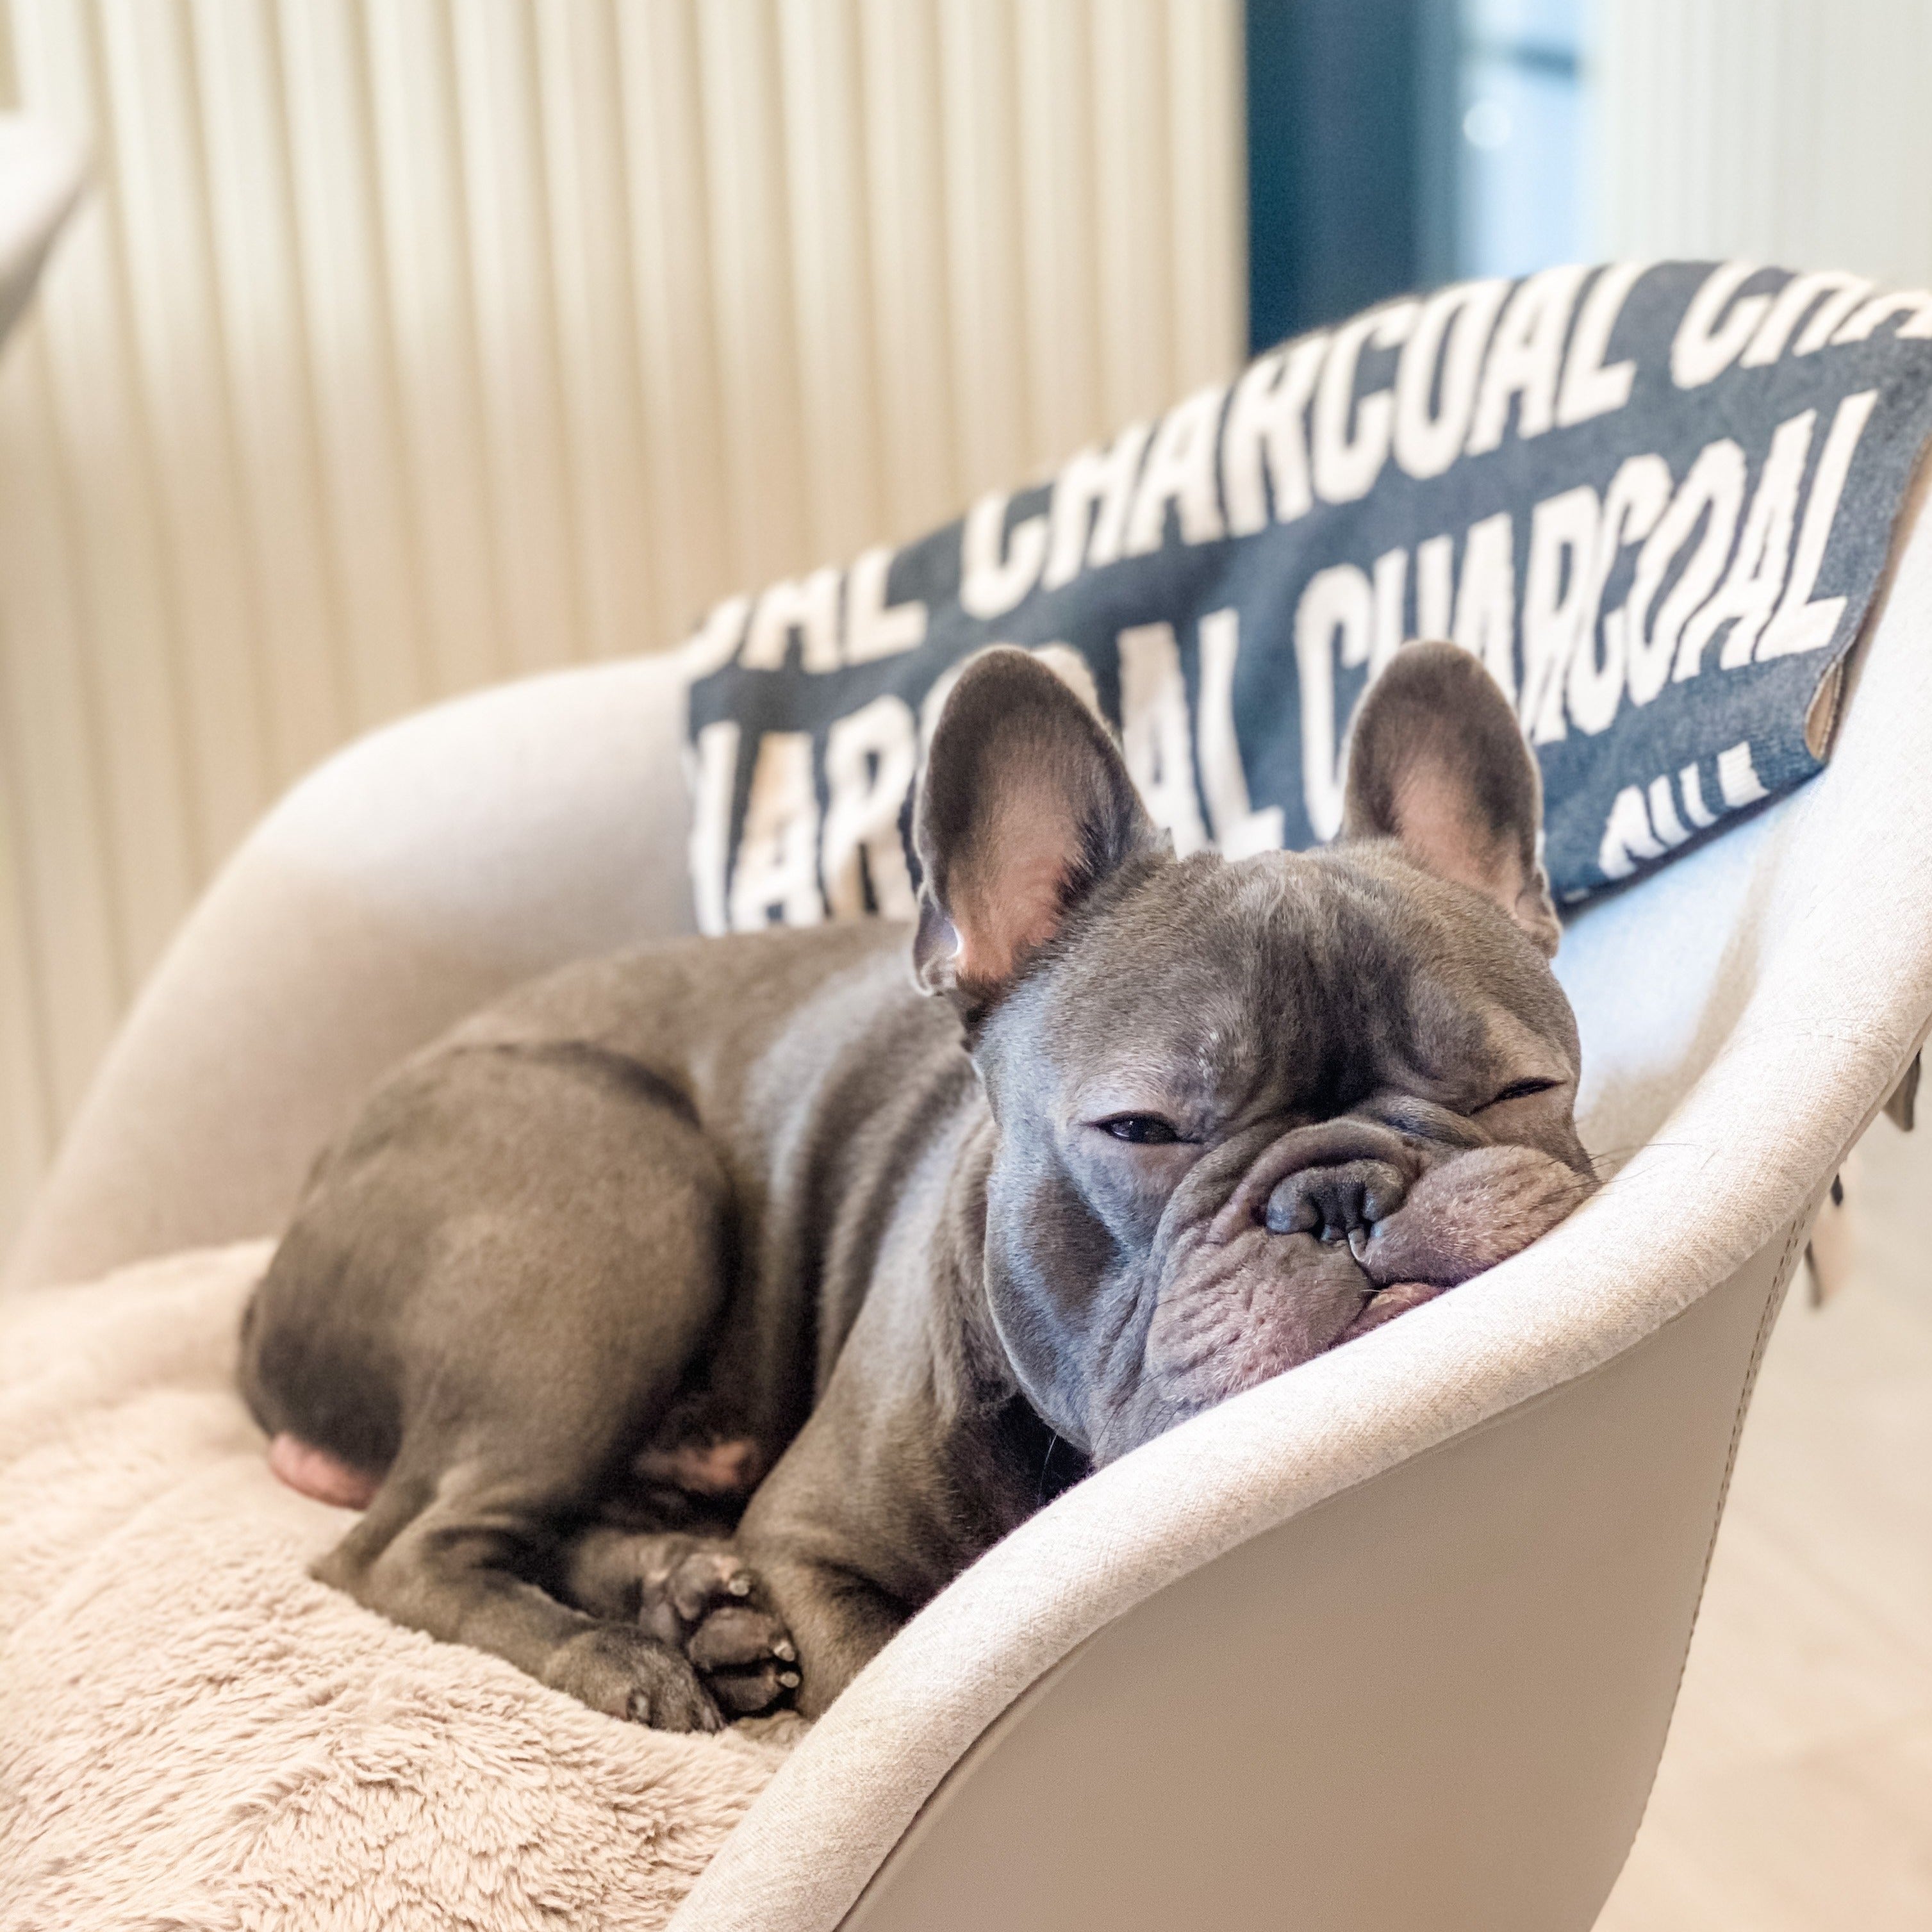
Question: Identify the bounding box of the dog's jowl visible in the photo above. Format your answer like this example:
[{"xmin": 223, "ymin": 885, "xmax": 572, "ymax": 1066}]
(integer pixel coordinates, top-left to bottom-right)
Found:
[{"xmin": 240, "ymin": 641, "xmax": 1596, "ymax": 1730}]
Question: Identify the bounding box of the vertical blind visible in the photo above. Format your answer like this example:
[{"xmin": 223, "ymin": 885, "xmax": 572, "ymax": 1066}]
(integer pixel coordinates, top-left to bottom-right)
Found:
[
  {"xmin": 1592, "ymin": 0, "xmax": 1932, "ymax": 285},
  {"xmin": 0, "ymin": 0, "xmax": 1246, "ymax": 1256}
]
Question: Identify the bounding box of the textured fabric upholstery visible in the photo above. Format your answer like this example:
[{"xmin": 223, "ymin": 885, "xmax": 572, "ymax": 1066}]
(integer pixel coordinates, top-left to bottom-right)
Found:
[
  {"xmin": 3, "ymin": 658, "xmax": 697, "ymax": 1294},
  {"xmin": 6, "ymin": 464, "xmax": 1927, "ymax": 1929}
]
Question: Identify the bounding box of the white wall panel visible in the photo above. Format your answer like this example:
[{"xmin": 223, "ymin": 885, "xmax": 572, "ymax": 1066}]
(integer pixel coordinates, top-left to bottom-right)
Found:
[
  {"xmin": 614, "ymin": 0, "xmax": 731, "ymax": 641},
  {"xmin": 452, "ymin": 0, "xmax": 585, "ymax": 674},
  {"xmin": 779, "ymin": 0, "xmax": 883, "ymax": 562},
  {"xmin": 281, "ymin": 1, "xmax": 430, "ymax": 726},
  {"xmin": 0, "ymin": 0, "xmax": 1244, "ymax": 1259},
  {"xmin": 858, "ymin": 0, "xmax": 957, "ymax": 538},
  {"xmin": 1014, "ymin": 0, "xmax": 1098, "ymax": 468},
  {"xmin": 1092, "ymin": 0, "xmax": 1173, "ymax": 427},
  {"xmin": 1166, "ymin": 0, "xmax": 1243, "ymax": 399},
  {"xmin": 192, "ymin": 0, "xmax": 354, "ymax": 782},
  {"xmin": 936, "ymin": 0, "xmax": 1027, "ymax": 495},
  {"xmin": 1592, "ymin": 0, "xmax": 1932, "ymax": 287},
  {"xmin": 0, "ymin": 325, "xmax": 122, "ymax": 1127}
]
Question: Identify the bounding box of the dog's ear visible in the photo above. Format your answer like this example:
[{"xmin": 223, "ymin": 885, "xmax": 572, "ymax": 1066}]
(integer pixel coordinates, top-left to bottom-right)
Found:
[
  {"xmin": 1341, "ymin": 640, "xmax": 1560, "ymax": 956},
  {"xmin": 913, "ymin": 647, "xmax": 1158, "ymax": 1003}
]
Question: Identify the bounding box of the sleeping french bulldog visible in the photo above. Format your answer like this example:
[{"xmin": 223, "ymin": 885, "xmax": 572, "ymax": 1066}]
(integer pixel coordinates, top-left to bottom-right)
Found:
[{"xmin": 241, "ymin": 640, "xmax": 1596, "ymax": 1731}]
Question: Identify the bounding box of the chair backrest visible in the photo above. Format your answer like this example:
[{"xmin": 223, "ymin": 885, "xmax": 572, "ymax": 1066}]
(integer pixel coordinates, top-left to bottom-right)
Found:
[{"xmin": 3, "ymin": 654, "xmax": 699, "ymax": 1292}]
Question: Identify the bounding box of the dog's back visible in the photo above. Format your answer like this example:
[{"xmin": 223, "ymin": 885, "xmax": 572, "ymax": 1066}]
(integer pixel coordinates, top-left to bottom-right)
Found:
[{"xmin": 242, "ymin": 918, "xmax": 966, "ymax": 1486}]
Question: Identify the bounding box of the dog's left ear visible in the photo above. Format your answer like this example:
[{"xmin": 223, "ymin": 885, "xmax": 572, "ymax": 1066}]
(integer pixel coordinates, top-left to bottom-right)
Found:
[
  {"xmin": 912, "ymin": 646, "xmax": 1159, "ymax": 1005},
  {"xmin": 1341, "ymin": 640, "xmax": 1561, "ymax": 956}
]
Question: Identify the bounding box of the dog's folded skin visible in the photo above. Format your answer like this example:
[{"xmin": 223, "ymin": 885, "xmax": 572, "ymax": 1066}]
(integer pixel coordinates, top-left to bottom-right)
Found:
[{"xmin": 240, "ymin": 641, "xmax": 1596, "ymax": 1730}]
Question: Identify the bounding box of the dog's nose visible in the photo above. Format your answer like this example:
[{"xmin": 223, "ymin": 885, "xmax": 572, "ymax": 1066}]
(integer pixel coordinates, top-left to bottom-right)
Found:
[{"xmin": 1264, "ymin": 1159, "xmax": 1408, "ymax": 1244}]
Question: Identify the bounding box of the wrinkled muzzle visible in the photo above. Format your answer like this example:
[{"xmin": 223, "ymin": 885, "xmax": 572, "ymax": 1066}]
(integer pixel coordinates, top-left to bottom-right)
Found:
[{"xmin": 1141, "ymin": 1114, "xmax": 1592, "ymax": 1414}]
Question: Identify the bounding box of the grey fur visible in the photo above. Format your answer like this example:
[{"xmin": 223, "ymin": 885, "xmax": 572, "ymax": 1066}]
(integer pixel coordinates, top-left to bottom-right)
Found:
[{"xmin": 241, "ymin": 640, "xmax": 1594, "ymax": 1728}]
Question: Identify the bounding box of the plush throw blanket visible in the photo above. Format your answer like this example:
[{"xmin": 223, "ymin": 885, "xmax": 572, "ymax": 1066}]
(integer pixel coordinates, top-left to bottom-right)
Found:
[{"xmin": 0, "ymin": 1244, "xmax": 797, "ymax": 1930}]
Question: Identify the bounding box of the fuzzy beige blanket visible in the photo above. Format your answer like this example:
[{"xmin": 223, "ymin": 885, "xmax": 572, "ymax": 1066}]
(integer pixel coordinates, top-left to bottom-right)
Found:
[{"xmin": 0, "ymin": 1243, "xmax": 797, "ymax": 1930}]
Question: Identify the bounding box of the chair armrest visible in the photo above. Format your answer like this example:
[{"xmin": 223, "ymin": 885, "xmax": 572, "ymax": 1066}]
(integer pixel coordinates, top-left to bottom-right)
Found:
[{"xmin": 4, "ymin": 653, "xmax": 697, "ymax": 1293}]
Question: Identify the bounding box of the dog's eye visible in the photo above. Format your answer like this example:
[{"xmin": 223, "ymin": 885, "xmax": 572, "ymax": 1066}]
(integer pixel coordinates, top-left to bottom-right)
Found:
[
  {"xmin": 1098, "ymin": 1114, "xmax": 1183, "ymax": 1145},
  {"xmin": 1480, "ymin": 1078, "xmax": 1560, "ymax": 1109}
]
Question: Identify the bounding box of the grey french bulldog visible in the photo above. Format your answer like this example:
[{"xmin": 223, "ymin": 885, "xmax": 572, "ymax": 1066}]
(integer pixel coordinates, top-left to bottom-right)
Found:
[{"xmin": 241, "ymin": 639, "xmax": 1596, "ymax": 1731}]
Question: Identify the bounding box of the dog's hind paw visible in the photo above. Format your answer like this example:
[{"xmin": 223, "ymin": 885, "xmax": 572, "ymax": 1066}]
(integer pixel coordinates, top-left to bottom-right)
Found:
[{"xmin": 541, "ymin": 1623, "xmax": 722, "ymax": 1732}]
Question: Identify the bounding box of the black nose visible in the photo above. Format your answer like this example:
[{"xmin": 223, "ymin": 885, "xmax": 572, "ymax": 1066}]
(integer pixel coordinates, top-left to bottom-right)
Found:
[{"xmin": 1264, "ymin": 1159, "xmax": 1408, "ymax": 1243}]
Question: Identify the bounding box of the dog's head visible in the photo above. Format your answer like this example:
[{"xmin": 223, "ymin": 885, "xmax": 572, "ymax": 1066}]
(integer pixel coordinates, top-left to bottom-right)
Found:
[{"xmin": 912, "ymin": 641, "xmax": 1595, "ymax": 1463}]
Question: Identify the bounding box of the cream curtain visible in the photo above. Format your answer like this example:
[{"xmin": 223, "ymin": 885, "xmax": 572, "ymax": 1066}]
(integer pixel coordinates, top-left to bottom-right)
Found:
[{"xmin": 0, "ymin": 0, "xmax": 1245, "ymax": 1255}]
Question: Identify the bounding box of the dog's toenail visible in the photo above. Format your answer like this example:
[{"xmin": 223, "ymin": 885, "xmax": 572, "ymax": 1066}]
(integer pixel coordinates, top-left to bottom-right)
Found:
[
  {"xmin": 778, "ymin": 1671, "xmax": 800, "ymax": 1689},
  {"xmin": 726, "ymin": 1576, "xmax": 752, "ymax": 1597},
  {"xmin": 774, "ymin": 1639, "xmax": 796, "ymax": 1661}
]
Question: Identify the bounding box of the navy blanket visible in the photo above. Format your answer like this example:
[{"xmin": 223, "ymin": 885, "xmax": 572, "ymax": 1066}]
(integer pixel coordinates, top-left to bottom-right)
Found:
[{"xmin": 685, "ymin": 263, "xmax": 1932, "ymax": 931}]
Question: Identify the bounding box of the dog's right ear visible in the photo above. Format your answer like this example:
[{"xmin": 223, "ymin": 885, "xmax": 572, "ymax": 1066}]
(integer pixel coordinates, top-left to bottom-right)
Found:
[
  {"xmin": 912, "ymin": 647, "xmax": 1157, "ymax": 1006},
  {"xmin": 1341, "ymin": 640, "xmax": 1561, "ymax": 955}
]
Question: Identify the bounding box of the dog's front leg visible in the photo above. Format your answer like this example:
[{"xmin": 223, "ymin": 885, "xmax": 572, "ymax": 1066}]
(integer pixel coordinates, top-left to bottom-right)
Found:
[
  {"xmin": 739, "ymin": 1546, "xmax": 911, "ymax": 1719},
  {"xmin": 732, "ymin": 1422, "xmax": 920, "ymax": 1719},
  {"xmin": 733, "ymin": 1341, "xmax": 1028, "ymax": 1717}
]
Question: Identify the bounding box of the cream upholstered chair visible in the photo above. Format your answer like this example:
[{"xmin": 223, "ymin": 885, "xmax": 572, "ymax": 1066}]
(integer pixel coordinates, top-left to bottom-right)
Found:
[{"xmin": 9, "ymin": 458, "xmax": 1931, "ymax": 1928}]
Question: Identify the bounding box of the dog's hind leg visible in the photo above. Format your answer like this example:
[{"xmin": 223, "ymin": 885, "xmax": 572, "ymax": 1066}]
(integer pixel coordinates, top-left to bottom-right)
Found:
[
  {"xmin": 262, "ymin": 1047, "xmax": 743, "ymax": 1728},
  {"xmin": 318, "ymin": 1453, "xmax": 725, "ymax": 1730}
]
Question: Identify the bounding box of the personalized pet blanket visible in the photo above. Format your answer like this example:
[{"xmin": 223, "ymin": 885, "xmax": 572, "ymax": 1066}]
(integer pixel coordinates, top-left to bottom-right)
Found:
[
  {"xmin": 684, "ymin": 262, "xmax": 1932, "ymax": 929},
  {"xmin": 0, "ymin": 1244, "xmax": 797, "ymax": 1931}
]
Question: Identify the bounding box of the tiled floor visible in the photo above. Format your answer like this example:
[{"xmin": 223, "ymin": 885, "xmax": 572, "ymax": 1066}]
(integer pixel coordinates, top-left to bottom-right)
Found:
[{"xmin": 1596, "ymin": 1119, "xmax": 1932, "ymax": 1929}]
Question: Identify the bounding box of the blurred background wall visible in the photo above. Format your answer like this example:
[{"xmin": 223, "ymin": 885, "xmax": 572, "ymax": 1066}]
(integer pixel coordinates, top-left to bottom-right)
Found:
[
  {"xmin": 5, "ymin": 0, "xmax": 1932, "ymax": 1250},
  {"xmin": 0, "ymin": 0, "xmax": 1244, "ymax": 1249}
]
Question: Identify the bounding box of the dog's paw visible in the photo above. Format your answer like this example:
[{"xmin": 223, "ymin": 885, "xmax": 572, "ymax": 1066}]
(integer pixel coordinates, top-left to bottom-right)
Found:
[
  {"xmin": 632, "ymin": 1537, "xmax": 800, "ymax": 1717},
  {"xmin": 541, "ymin": 1622, "xmax": 723, "ymax": 1732},
  {"xmin": 557, "ymin": 1527, "xmax": 800, "ymax": 1715}
]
